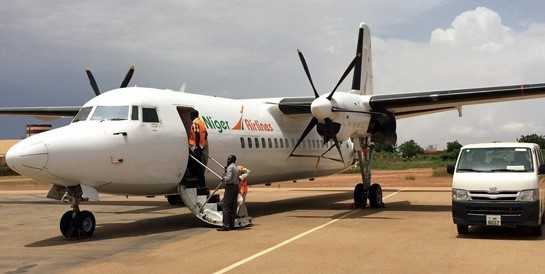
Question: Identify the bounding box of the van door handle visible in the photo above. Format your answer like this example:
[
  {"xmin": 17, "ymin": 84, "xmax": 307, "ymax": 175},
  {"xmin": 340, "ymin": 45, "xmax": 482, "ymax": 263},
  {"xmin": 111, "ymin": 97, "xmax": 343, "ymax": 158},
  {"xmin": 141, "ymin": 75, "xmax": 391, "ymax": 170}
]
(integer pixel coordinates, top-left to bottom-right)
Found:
[{"xmin": 113, "ymin": 132, "xmax": 128, "ymax": 136}]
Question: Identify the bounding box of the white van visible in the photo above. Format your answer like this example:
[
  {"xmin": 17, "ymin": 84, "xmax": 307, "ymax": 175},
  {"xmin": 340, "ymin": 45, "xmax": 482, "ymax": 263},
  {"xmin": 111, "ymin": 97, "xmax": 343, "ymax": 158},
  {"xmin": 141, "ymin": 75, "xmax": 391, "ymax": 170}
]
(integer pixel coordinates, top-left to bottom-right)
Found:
[{"xmin": 448, "ymin": 143, "xmax": 545, "ymax": 235}]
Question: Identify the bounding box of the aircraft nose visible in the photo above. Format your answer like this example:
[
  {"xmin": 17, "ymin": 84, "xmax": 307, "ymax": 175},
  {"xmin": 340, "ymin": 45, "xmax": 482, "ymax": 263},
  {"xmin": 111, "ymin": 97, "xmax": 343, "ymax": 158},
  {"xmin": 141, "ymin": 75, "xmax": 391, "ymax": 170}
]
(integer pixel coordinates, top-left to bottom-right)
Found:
[{"xmin": 6, "ymin": 141, "xmax": 48, "ymax": 174}]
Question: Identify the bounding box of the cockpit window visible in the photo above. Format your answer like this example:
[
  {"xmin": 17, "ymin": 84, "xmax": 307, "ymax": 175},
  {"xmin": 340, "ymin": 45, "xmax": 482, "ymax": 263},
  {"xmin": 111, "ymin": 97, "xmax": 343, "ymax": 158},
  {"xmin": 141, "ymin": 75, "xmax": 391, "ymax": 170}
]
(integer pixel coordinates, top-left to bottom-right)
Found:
[
  {"xmin": 142, "ymin": 108, "xmax": 159, "ymax": 123},
  {"xmin": 72, "ymin": 107, "xmax": 93, "ymax": 123},
  {"xmin": 90, "ymin": 106, "xmax": 129, "ymax": 121}
]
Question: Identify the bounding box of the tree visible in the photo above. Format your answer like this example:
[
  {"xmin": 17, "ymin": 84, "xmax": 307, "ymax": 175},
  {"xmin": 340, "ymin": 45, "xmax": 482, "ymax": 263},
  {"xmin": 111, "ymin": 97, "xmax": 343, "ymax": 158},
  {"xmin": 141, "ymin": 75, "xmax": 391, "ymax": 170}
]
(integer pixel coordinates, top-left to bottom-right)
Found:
[
  {"xmin": 374, "ymin": 143, "xmax": 396, "ymax": 153},
  {"xmin": 517, "ymin": 134, "xmax": 545, "ymax": 148},
  {"xmin": 398, "ymin": 140, "xmax": 424, "ymax": 158},
  {"xmin": 442, "ymin": 140, "xmax": 463, "ymax": 161}
]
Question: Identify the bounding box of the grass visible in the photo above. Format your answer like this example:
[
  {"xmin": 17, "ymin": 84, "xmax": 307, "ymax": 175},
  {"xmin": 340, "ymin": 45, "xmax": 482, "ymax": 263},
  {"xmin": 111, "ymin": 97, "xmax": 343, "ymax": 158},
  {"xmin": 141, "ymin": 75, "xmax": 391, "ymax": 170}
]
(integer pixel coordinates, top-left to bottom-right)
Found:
[{"xmin": 345, "ymin": 152, "xmax": 454, "ymax": 173}]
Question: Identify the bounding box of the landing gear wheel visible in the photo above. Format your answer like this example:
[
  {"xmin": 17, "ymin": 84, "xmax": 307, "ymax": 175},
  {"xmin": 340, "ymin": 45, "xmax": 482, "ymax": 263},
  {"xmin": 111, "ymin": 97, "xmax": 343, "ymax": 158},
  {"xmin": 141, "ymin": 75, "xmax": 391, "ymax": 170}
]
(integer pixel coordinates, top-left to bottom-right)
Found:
[
  {"xmin": 60, "ymin": 211, "xmax": 78, "ymax": 239},
  {"xmin": 59, "ymin": 210, "xmax": 96, "ymax": 239},
  {"xmin": 368, "ymin": 183, "xmax": 383, "ymax": 208},
  {"xmin": 167, "ymin": 195, "xmax": 183, "ymax": 206},
  {"xmin": 456, "ymin": 224, "xmax": 469, "ymax": 235},
  {"xmin": 354, "ymin": 183, "xmax": 368, "ymax": 208},
  {"xmin": 78, "ymin": 210, "xmax": 96, "ymax": 238}
]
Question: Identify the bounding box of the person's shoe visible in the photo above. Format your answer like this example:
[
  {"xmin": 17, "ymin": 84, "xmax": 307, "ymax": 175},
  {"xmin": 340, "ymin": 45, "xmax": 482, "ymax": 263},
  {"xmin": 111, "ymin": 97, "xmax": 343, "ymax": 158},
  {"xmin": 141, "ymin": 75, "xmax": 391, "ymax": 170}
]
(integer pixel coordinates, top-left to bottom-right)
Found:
[{"xmin": 217, "ymin": 227, "xmax": 230, "ymax": 231}]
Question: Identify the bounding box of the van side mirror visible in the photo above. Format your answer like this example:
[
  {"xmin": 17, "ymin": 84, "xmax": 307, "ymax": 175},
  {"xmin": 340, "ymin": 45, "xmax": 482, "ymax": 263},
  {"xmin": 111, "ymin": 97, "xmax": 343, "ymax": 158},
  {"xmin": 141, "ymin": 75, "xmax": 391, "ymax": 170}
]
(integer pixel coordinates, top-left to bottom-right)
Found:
[
  {"xmin": 539, "ymin": 164, "xmax": 545, "ymax": 175},
  {"xmin": 447, "ymin": 164, "xmax": 455, "ymax": 175}
]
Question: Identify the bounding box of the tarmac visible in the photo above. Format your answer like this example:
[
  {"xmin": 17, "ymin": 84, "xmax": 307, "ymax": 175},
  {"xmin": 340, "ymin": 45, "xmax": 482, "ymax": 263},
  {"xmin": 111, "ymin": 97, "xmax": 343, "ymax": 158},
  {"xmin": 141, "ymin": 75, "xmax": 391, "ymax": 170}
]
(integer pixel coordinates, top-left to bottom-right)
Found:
[{"xmin": 1, "ymin": 177, "xmax": 545, "ymax": 274}]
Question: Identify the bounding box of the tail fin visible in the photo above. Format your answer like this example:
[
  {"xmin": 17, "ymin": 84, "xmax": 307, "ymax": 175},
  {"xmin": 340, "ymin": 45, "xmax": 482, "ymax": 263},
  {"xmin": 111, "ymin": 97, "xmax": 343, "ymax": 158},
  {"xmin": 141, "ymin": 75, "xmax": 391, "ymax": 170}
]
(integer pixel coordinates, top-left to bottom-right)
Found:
[{"xmin": 351, "ymin": 23, "xmax": 373, "ymax": 95}]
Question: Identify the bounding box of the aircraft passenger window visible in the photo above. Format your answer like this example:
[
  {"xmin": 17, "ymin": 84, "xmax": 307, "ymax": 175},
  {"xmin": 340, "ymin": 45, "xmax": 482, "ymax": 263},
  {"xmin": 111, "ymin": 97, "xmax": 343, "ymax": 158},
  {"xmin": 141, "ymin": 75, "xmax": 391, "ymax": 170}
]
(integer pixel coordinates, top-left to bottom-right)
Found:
[
  {"xmin": 285, "ymin": 138, "xmax": 289, "ymax": 148},
  {"xmin": 255, "ymin": 137, "xmax": 260, "ymax": 148},
  {"xmin": 274, "ymin": 138, "xmax": 278, "ymax": 148},
  {"xmin": 292, "ymin": 139, "xmax": 296, "ymax": 147},
  {"xmin": 142, "ymin": 108, "xmax": 159, "ymax": 123},
  {"xmin": 268, "ymin": 138, "xmax": 273, "ymax": 148},
  {"xmin": 72, "ymin": 106, "xmax": 93, "ymax": 123},
  {"xmin": 308, "ymin": 140, "xmax": 312, "ymax": 149},
  {"xmin": 91, "ymin": 106, "xmax": 129, "ymax": 121},
  {"xmin": 261, "ymin": 138, "xmax": 266, "ymax": 148},
  {"xmin": 131, "ymin": 106, "xmax": 139, "ymax": 121},
  {"xmin": 280, "ymin": 138, "xmax": 284, "ymax": 148},
  {"xmin": 247, "ymin": 137, "xmax": 253, "ymax": 149},
  {"xmin": 240, "ymin": 137, "xmax": 245, "ymax": 148}
]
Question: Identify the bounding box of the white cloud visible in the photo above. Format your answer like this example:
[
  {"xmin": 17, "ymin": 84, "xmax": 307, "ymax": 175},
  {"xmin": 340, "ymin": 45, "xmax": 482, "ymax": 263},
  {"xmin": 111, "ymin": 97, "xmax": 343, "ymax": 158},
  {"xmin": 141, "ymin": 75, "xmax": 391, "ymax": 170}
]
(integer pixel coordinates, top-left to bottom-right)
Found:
[{"xmin": 373, "ymin": 7, "xmax": 545, "ymax": 148}]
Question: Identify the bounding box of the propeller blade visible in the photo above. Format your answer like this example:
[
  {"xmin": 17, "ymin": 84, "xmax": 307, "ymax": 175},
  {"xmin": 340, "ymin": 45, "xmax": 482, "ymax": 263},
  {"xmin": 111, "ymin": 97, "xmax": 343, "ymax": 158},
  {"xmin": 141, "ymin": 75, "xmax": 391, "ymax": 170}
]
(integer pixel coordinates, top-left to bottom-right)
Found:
[
  {"xmin": 315, "ymin": 142, "xmax": 337, "ymax": 168},
  {"xmin": 120, "ymin": 64, "xmax": 135, "ymax": 88},
  {"xmin": 289, "ymin": 117, "xmax": 318, "ymax": 156},
  {"xmin": 297, "ymin": 49, "xmax": 320, "ymax": 98},
  {"xmin": 327, "ymin": 56, "xmax": 357, "ymax": 100},
  {"xmin": 85, "ymin": 68, "xmax": 101, "ymax": 96},
  {"xmin": 333, "ymin": 136, "xmax": 345, "ymax": 164}
]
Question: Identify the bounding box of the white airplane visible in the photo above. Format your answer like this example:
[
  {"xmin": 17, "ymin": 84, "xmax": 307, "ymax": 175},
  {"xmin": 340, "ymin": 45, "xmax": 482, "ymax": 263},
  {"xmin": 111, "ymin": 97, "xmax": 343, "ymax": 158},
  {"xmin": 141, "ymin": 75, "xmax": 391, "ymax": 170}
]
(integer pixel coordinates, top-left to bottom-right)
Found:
[{"xmin": 3, "ymin": 23, "xmax": 545, "ymax": 239}]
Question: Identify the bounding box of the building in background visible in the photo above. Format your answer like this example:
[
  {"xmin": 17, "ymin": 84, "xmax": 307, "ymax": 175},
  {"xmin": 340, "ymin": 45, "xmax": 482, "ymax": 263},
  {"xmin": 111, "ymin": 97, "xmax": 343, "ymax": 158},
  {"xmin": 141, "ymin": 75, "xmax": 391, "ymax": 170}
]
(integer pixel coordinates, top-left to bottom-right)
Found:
[
  {"xmin": 0, "ymin": 140, "xmax": 19, "ymax": 166},
  {"xmin": 26, "ymin": 124, "xmax": 52, "ymax": 137}
]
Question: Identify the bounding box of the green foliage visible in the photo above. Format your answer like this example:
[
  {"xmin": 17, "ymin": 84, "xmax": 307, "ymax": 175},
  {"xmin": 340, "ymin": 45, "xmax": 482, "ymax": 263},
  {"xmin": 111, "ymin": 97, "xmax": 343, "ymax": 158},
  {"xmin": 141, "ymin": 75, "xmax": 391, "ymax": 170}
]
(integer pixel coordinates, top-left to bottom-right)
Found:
[
  {"xmin": 518, "ymin": 134, "xmax": 545, "ymax": 148},
  {"xmin": 374, "ymin": 143, "xmax": 396, "ymax": 153},
  {"xmin": 398, "ymin": 140, "xmax": 424, "ymax": 159},
  {"xmin": 0, "ymin": 165, "xmax": 17, "ymax": 176},
  {"xmin": 441, "ymin": 140, "xmax": 462, "ymax": 161}
]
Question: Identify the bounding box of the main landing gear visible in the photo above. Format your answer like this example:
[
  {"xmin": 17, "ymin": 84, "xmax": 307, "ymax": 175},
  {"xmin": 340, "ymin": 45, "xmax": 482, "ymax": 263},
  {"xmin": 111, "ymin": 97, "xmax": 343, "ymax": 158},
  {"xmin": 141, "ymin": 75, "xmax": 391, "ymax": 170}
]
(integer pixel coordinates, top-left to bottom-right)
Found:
[
  {"xmin": 59, "ymin": 190, "xmax": 96, "ymax": 239},
  {"xmin": 353, "ymin": 137, "xmax": 384, "ymax": 209}
]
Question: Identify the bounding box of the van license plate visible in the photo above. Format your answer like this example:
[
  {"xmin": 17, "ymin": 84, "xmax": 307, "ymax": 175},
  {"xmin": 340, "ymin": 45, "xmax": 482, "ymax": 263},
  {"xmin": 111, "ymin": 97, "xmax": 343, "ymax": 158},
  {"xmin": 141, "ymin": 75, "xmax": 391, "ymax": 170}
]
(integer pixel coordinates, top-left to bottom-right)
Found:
[{"xmin": 486, "ymin": 215, "xmax": 501, "ymax": 226}]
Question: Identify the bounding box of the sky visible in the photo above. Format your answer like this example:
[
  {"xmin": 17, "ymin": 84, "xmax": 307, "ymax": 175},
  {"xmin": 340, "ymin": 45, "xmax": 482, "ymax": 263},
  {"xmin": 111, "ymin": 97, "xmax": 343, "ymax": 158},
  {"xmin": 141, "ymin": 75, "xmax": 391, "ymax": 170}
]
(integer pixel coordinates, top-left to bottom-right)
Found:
[{"xmin": 1, "ymin": 1, "xmax": 545, "ymax": 148}]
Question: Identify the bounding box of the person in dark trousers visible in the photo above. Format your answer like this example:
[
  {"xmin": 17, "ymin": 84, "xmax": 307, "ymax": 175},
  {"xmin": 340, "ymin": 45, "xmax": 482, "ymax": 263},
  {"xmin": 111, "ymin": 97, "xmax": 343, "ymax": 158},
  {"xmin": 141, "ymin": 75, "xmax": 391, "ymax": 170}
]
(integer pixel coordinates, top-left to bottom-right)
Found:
[
  {"xmin": 188, "ymin": 110, "xmax": 208, "ymax": 189},
  {"xmin": 218, "ymin": 155, "xmax": 239, "ymax": 231}
]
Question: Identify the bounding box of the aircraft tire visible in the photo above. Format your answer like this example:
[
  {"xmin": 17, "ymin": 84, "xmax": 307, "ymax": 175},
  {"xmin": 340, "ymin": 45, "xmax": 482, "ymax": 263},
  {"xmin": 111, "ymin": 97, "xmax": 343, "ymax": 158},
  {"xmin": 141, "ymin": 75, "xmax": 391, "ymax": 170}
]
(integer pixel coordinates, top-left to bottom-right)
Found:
[
  {"xmin": 60, "ymin": 210, "xmax": 78, "ymax": 239},
  {"xmin": 60, "ymin": 210, "xmax": 96, "ymax": 239},
  {"xmin": 354, "ymin": 183, "xmax": 368, "ymax": 208},
  {"xmin": 368, "ymin": 183, "xmax": 383, "ymax": 208},
  {"xmin": 78, "ymin": 210, "xmax": 96, "ymax": 238}
]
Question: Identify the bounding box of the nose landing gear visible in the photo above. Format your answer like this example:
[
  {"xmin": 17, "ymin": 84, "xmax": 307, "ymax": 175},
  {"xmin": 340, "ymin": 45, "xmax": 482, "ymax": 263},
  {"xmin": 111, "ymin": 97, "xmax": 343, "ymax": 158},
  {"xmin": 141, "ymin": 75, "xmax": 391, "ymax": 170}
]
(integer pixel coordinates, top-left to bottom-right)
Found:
[{"xmin": 59, "ymin": 190, "xmax": 96, "ymax": 239}]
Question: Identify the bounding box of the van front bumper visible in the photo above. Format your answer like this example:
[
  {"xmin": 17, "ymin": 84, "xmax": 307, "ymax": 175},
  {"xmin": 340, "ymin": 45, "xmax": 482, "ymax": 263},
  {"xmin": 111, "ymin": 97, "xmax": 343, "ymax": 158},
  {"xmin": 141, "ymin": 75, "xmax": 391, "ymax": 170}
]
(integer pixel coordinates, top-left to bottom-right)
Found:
[{"xmin": 452, "ymin": 200, "xmax": 540, "ymax": 227}]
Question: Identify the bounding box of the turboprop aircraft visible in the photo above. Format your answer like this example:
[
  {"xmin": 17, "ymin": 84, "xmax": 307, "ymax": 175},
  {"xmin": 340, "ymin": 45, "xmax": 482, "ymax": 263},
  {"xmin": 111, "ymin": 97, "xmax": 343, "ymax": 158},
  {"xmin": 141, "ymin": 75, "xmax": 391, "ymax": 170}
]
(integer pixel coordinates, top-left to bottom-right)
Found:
[{"xmin": 3, "ymin": 23, "xmax": 545, "ymax": 239}]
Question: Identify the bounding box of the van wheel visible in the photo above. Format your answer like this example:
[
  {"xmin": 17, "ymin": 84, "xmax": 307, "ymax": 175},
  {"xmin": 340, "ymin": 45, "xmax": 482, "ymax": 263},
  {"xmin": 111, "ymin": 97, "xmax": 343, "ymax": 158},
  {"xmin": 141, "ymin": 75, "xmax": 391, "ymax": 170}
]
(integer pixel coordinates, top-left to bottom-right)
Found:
[
  {"xmin": 530, "ymin": 225, "xmax": 542, "ymax": 236},
  {"xmin": 457, "ymin": 224, "xmax": 469, "ymax": 235}
]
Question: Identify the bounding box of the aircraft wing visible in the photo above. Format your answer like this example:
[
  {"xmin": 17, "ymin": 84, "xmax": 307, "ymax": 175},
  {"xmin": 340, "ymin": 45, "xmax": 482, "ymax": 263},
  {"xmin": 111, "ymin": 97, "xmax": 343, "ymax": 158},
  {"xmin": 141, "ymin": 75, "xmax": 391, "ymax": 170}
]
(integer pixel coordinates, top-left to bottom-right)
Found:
[
  {"xmin": 369, "ymin": 83, "xmax": 545, "ymax": 119},
  {"xmin": 277, "ymin": 83, "xmax": 545, "ymax": 118},
  {"xmin": 0, "ymin": 106, "xmax": 80, "ymax": 118}
]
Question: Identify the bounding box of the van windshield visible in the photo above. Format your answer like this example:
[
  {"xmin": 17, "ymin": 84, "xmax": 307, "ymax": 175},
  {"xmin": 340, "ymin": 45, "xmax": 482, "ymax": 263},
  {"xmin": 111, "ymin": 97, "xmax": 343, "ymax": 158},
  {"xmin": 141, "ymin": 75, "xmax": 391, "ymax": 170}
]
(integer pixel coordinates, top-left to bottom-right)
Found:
[
  {"xmin": 457, "ymin": 147, "xmax": 534, "ymax": 173},
  {"xmin": 90, "ymin": 106, "xmax": 129, "ymax": 121}
]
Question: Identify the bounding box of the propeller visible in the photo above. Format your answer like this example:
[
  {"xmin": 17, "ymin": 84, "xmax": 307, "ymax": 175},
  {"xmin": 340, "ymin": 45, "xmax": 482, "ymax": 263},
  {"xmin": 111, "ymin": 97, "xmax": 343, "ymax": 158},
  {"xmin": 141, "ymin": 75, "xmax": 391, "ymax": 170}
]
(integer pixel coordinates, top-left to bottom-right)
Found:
[
  {"xmin": 289, "ymin": 26, "xmax": 370, "ymax": 165},
  {"xmin": 289, "ymin": 50, "xmax": 357, "ymax": 163},
  {"xmin": 85, "ymin": 65, "xmax": 135, "ymax": 96}
]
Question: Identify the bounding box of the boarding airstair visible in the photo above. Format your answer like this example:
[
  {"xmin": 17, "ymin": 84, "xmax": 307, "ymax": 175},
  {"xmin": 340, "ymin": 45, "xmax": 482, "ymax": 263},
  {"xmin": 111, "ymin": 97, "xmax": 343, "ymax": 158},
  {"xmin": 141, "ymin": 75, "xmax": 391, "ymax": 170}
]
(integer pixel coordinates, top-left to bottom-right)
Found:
[{"xmin": 177, "ymin": 154, "xmax": 252, "ymax": 228}]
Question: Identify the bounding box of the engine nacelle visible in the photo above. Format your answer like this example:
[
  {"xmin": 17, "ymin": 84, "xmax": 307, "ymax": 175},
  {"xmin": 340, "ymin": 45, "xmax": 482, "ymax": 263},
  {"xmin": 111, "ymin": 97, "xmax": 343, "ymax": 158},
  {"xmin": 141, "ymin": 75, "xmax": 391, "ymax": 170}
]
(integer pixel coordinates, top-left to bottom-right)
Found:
[{"xmin": 367, "ymin": 111, "xmax": 397, "ymax": 146}]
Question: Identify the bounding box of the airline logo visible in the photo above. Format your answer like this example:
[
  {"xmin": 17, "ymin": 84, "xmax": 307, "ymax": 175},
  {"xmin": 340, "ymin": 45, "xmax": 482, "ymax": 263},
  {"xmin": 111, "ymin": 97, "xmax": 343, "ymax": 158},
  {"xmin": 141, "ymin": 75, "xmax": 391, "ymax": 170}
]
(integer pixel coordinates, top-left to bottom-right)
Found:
[{"xmin": 203, "ymin": 105, "xmax": 274, "ymax": 133}]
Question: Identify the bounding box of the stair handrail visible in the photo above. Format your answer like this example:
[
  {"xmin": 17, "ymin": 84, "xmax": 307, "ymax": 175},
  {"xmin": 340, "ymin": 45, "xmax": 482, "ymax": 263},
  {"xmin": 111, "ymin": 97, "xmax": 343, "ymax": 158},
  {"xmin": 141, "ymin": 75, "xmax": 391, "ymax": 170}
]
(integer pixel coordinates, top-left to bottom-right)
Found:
[{"xmin": 188, "ymin": 154, "xmax": 226, "ymax": 213}]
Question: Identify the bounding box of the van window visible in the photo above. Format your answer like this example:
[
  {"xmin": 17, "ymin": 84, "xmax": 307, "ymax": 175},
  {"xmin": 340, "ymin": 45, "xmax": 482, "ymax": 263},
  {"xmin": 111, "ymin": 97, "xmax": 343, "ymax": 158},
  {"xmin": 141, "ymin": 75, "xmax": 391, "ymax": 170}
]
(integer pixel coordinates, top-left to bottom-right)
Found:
[
  {"xmin": 131, "ymin": 106, "xmax": 139, "ymax": 121},
  {"xmin": 142, "ymin": 108, "xmax": 159, "ymax": 123},
  {"xmin": 91, "ymin": 106, "xmax": 129, "ymax": 121},
  {"xmin": 72, "ymin": 107, "xmax": 93, "ymax": 123},
  {"xmin": 457, "ymin": 147, "xmax": 534, "ymax": 173}
]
